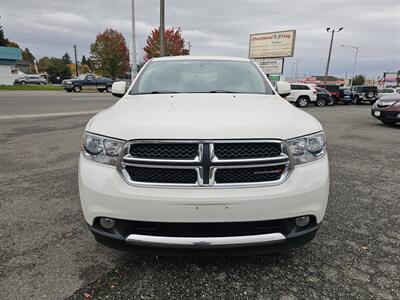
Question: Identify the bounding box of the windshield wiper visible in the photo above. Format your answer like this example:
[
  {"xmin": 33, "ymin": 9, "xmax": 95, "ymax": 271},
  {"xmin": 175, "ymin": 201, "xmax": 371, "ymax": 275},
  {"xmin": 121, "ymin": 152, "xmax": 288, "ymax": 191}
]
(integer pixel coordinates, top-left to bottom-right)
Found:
[{"xmin": 208, "ymin": 90, "xmax": 235, "ymax": 93}]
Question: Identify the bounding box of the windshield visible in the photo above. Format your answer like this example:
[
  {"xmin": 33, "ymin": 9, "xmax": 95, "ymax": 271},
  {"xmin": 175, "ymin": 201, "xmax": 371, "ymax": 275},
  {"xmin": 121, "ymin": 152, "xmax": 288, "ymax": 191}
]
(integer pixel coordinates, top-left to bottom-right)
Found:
[
  {"xmin": 130, "ymin": 60, "xmax": 273, "ymax": 95},
  {"xmin": 78, "ymin": 74, "xmax": 87, "ymax": 80}
]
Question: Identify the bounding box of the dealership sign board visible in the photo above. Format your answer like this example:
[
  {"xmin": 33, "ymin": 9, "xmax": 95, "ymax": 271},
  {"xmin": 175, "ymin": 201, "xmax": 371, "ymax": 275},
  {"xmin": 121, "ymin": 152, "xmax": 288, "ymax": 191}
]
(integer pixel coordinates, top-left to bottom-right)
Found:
[
  {"xmin": 249, "ymin": 30, "xmax": 296, "ymax": 59},
  {"xmin": 254, "ymin": 58, "xmax": 284, "ymax": 75}
]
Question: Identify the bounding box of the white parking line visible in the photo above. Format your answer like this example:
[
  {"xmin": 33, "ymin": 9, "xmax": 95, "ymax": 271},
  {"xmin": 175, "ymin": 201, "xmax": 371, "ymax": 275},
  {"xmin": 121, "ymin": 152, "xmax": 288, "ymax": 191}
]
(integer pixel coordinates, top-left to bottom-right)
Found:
[{"xmin": 0, "ymin": 110, "xmax": 101, "ymax": 120}]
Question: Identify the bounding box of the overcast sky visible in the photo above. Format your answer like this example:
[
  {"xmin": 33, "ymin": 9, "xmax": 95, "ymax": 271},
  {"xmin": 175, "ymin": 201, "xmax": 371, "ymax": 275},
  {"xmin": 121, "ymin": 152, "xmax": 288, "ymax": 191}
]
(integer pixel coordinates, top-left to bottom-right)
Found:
[{"xmin": 1, "ymin": 0, "xmax": 399, "ymax": 78}]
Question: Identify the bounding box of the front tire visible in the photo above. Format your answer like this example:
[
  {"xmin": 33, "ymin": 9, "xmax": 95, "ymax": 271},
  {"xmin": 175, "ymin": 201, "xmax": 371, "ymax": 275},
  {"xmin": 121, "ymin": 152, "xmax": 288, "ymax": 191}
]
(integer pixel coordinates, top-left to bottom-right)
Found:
[
  {"xmin": 73, "ymin": 85, "xmax": 82, "ymax": 93},
  {"xmin": 296, "ymin": 97, "xmax": 309, "ymax": 108},
  {"xmin": 327, "ymin": 97, "xmax": 335, "ymax": 106},
  {"xmin": 106, "ymin": 85, "xmax": 112, "ymax": 93},
  {"xmin": 352, "ymin": 96, "xmax": 360, "ymax": 105},
  {"xmin": 316, "ymin": 98, "xmax": 326, "ymax": 107},
  {"xmin": 21, "ymin": 81, "xmax": 26, "ymax": 85}
]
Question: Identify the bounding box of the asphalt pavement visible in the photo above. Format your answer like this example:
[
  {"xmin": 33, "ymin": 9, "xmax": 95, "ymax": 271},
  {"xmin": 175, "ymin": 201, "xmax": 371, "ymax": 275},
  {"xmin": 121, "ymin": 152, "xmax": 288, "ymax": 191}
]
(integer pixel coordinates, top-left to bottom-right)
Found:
[
  {"xmin": 0, "ymin": 91, "xmax": 399, "ymax": 299},
  {"xmin": 0, "ymin": 90, "xmax": 117, "ymax": 116}
]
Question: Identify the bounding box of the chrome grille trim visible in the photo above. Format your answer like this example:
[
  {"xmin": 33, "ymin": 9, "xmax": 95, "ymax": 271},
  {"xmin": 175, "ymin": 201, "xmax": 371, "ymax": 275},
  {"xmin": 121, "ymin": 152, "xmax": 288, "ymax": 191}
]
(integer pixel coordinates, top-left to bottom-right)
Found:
[{"xmin": 117, "ymin": 140, "xmax": 293, "ymax": 188}]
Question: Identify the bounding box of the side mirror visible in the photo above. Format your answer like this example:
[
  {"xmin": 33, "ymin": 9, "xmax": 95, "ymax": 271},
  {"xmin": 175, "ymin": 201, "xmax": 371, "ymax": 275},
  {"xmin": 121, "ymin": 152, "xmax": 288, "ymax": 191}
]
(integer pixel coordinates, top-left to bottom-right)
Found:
[
  {"xmin": 112, "ymin": 81, "xmax": 127, "ymax": 98},
  {"xmin": 276, "ymin": 81, "xmax": 291, "ymax": 98}
]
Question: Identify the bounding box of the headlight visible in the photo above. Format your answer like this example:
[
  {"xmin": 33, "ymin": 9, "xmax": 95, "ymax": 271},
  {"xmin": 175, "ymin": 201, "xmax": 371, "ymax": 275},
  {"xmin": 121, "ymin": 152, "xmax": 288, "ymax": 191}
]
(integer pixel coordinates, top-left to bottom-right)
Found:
[
  {"xmin": 286, "ymin": 132, "xmax": 327, "ymax": 165},
  {"xmin": 66, "ymin": 80, "xmax": 72, "ymax": 84},
  {"xmin": 81, "ymin": 132, "xmax": 125, "ymax": 166}
]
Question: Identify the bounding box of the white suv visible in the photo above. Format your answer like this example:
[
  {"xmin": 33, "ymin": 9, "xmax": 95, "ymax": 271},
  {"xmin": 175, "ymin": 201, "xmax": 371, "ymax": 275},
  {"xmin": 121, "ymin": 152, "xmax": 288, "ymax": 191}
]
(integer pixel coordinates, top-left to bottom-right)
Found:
[
  {"xmin": 79, "ymin": 56, "xmax": 329, "ymax": 255},
  {"xmin": 286, "ymin": 83, "xmax": 317, "ymax": 107}
]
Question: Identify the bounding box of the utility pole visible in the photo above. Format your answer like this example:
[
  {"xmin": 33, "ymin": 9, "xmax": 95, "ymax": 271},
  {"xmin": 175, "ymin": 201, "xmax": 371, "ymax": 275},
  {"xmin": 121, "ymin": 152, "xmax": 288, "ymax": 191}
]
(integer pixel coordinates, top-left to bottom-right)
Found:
[
  {"xmin": 73, "ymin": 45, "xmax": 79, "ymax": 77},
  {"xmin": 342, "ymin": 44, "xmax": 359, "ymax": 87},
  {"xmin": 160, "ymin": 0, "xmax": 165, "ymax": 56},
  {"xmin": 324, "ymin": 27, "xmax": 343, "ymax": 87},
  {"xmin": 131, "ymin": 0, "xmax": 137, "ymax": 79}
]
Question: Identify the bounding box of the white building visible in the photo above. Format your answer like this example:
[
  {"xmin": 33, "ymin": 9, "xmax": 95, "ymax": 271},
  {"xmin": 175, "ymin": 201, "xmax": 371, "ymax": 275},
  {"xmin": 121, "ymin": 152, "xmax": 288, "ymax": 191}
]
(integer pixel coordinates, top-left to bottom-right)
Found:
[{"xmin": 0, "ymin": 46, "xmax": 22, "ymax": 85}]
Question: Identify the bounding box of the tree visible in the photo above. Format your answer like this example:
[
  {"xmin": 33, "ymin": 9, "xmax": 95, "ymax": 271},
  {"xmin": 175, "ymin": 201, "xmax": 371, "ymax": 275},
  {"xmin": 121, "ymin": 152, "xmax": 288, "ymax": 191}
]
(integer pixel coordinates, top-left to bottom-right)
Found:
[
  {"xmin": 352, "ymin": 74, "xmax": 365, "ymax": 86},
  {"xmin": 81, "ymin": 55, "xmax": 88, "ymax": 65},
  {"xmin": 89, "ymin": 28, "xmax": 129, "ymax": 79},
  {"xmin": 47, "ymin": 58, "xmax": 71, "ymax": 83},
  {"xmin": 37, "ymin": 56, "xmax": 71, "ymax": 83},
  {"xmin": 62, "ymin": 52, "xmax": 72, "ymax": 64},
  {"xmin": 144, "ymin": 27, "xmax": 189, "ymax": 61},
  {"xmin": 80, "ymin": 64, "xmax": 91, "ymax": 74},
  {"xmin": 0, "ymin": 17, "xmax": 8, "ymax": 46},
  {"xmin": 22, "ymin": 48, "xmax": 35, "ymax": 63}
]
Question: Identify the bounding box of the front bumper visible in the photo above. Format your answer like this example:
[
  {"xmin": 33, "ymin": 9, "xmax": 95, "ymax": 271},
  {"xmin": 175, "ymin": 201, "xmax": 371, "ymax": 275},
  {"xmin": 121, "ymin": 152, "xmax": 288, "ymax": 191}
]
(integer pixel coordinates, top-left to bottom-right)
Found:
[
  {"xmin": 371, "ymin": 108, "xmax": 400, "ymax": 121},
  {"xmin": 89, "ymin": 217, "xmax": 320, "ymax": 255},
  {"xmin": 79, "ymin": 154, "xmax": 329, "ymax": 251}
]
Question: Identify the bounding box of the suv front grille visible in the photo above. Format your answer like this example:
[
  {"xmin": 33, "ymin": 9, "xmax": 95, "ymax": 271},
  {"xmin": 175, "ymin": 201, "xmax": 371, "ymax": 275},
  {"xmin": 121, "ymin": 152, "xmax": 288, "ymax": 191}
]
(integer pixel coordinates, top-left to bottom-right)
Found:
[
  {"xmin": 125, "ymin": 166, "xmax": 198, "ymax": 184},
  {"xmin": 129, "ymin": 143, "xmax": 199, "ymax": 160},
  {"xmin": 215, "ymin": 165, "xmax": 285, "ymax": 184},
  {"xmin": 213, "ymin": 142, "xmax": 282, "ymax": 159},
  {"xmin": 119, "ymin": 140, "xmax": 292, "ymax": 187}
]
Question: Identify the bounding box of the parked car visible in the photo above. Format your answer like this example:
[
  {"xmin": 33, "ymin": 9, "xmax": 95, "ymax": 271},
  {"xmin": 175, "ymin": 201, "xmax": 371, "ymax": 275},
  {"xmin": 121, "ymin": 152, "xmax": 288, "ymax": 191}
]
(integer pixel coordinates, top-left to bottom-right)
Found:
[
  {"xmin": 62, "ymin": 74, "xmax": 113, "ymax": 92},
  {"xmin": 377, "ymin": 88, "xmax": 396, "ymax": 99},
  {"xmin": 14, "ymin": 75, "xmax": 47, "ymax": 85},
  {"xmin": 78, "ymin": 56, "xmax": 329, "ymax": 255},
  {"xmin": 338, "ymin": 87, "xmax": 352, "ymax": 105},
  {"xmin": 315, "ymin": 87, "xmax": 333, "ymax": 106},
  {"xmin": 371, "ymin": 94, "xmax": 400, "ymax": 125},
  {"xmin": 350, "ymin": 85, "xmax": 378, "ymax": 105},
  {"xmin": 317, "ymin": 84, "xmax": 340, "ymax": 103},
  {"xmin": 286, "ymin": 83, "xmax": 317, "ymax": 107},
  {"xmin": 396, "ymin": 87, "xmax": 400, "ymax": 94}
]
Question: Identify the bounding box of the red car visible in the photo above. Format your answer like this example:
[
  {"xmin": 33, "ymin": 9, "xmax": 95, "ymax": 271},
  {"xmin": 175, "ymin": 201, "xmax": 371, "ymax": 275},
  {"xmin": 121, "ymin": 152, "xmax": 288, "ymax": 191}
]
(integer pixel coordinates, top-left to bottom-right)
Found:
[{"xmin": 371, "ymin": 94, "xmax": 400, "ymax": 125}]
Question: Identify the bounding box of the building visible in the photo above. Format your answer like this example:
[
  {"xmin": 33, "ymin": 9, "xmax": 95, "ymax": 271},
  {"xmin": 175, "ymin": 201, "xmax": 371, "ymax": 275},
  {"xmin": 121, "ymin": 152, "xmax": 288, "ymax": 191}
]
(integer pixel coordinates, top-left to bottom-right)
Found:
[
  {"xmin": 0, "ymin": 46, "xmax": 23, "ymax": 85},
  {"xmin": 285, "ymin": 75, "xmax": 345, "ymax": 85}
]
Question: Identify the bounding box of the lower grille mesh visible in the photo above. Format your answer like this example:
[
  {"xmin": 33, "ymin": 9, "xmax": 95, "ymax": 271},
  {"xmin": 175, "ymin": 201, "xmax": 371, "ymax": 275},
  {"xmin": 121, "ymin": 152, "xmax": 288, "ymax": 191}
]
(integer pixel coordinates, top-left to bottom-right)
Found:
[{"xmin": 125, "ymin": 166, "xmax": 198, "ymax": 184}]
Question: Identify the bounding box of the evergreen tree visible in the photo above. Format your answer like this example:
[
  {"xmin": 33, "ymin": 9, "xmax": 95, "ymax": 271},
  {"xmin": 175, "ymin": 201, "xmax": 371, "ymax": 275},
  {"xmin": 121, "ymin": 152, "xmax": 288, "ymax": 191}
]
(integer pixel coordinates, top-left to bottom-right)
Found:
[{"xmin": 62, "ymin": 52, "xmax": 72, "ymax": 64}]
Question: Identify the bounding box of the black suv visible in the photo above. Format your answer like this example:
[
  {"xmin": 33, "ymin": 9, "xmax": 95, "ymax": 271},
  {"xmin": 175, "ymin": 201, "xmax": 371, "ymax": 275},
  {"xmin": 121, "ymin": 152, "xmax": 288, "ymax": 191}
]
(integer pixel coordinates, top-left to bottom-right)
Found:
[{"xmin": 351, "ymin": 85, "xmax": 378, "ymax": 105}]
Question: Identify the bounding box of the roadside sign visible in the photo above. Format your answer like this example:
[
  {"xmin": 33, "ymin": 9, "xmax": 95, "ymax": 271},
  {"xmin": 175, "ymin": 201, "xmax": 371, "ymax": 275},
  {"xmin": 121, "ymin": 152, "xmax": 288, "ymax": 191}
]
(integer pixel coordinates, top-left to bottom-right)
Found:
[
  {"xmin": 249, "ymin": 30, "xmax": 296, "ymax": 59},
  {"xmin": 268, "ymin": 75, "xmax": 281, "ymax": 81},
  {"xmin": 254, "ymin": 58, "xmax": 284, "ymax": 75}
]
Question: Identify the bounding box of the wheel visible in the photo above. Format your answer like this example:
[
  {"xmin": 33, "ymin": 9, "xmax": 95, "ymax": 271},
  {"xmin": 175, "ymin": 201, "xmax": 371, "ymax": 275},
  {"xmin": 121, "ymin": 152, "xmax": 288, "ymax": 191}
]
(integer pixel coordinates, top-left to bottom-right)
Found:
[
  {"xmin": 366, "ymin": 91, "xmax": 375, "ymax": 99},
  {"xmin": 97, "ymin": 89, "xmax": 105, "ymax": 92},
  {"xmin": 327, "ymin": 98, "xmax": 335, "ymax": 106},
  {"xmin": 296, "ymin": 97, "xmax": 309, "ymax": 108},
  {"xmin": 73, "ymin": 85, "xmax": 82, "ymax": 92},
  {"xmin": 316, "ymin": 98, "xmax": 326, "ymax": 107},
  {"xmin": 352, "ymin": 96, "xmax": 360, "ymax": 105},
  {"xmin": 106, "ymin": 85, "xmax": 112, "ymax": 93},
  {"xmin": 21, "ymin": 81, "xmax": 26, "ymax": 85}
]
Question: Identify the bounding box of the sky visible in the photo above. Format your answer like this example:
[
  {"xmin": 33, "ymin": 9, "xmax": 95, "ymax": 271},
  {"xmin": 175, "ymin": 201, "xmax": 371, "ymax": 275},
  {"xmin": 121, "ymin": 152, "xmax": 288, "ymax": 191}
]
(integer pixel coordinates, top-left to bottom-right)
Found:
[{"xmin": 1, "ymin": 0, "xmax": 399, "ymax": 78}]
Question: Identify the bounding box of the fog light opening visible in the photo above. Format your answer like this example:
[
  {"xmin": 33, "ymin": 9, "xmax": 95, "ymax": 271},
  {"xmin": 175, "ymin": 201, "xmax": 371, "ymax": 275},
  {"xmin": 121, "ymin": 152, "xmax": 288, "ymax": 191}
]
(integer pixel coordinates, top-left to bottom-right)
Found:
[
  {"xmin": 99, "ymin": 217, "xmax": 115, "ymax": 229},
  {"xmin": 295, "ymin": 216, "xmax": 310, "ymax": 227}
]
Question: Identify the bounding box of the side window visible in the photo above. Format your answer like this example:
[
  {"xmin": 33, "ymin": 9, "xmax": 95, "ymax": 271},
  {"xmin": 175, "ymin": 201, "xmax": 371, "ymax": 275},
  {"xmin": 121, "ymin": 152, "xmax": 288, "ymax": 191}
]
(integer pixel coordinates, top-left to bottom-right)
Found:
[
  {"xmin": 302, "ymin": 85, "xmax": 310, "ymax": 90},
  {"xmin": 290, "ymin": 84, "xmax": 299, "ymax": 90},
  {"xmin": 87, "ymin": 75, "xmax": 94, "ymax": 81}
]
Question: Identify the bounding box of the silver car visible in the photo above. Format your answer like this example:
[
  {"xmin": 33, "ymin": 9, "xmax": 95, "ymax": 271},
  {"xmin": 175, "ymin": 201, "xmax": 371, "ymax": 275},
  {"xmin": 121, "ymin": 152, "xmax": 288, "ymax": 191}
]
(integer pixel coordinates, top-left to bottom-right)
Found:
[{"xmin": 14, "ymin": 75, "xmax": 47, "ymax": 85}]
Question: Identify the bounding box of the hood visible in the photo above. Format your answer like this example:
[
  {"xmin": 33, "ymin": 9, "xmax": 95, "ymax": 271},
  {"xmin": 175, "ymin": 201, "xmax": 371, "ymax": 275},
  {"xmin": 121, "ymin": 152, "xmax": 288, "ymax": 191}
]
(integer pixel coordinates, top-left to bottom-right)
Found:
[{"xmin": 87, "ymin": 94, "xmax": 322, "ymax": 140}]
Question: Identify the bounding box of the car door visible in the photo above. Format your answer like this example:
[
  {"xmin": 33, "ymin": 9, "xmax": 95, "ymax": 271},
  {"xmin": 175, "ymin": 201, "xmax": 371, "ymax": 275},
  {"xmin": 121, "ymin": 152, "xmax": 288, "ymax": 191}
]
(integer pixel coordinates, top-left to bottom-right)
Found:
[
  {"xmin": 85, "ymin": 75, "xmax": 97, "ymax": 90},
  {"xmin": 287, "ymin": 84, "xmax": 300, "ymax": 102}
]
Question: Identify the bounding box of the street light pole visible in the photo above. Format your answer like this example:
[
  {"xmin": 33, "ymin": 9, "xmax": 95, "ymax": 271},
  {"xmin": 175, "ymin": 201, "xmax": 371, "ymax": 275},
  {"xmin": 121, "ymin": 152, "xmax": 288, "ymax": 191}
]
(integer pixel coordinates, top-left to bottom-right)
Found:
[
  {"xmin": 131, "ymin": 0, "xmax": 137, "ymax": 79},
  {"xmin": 323, "ymin": 27, "xmax": 343, "ymax": 87},
  {"xmin": 342, "ymin": 44, "xmax": 359, "ymax": 87},
  {"xmin": 160, "ymin": 0, "xmax": 165, "ymax": 57}
]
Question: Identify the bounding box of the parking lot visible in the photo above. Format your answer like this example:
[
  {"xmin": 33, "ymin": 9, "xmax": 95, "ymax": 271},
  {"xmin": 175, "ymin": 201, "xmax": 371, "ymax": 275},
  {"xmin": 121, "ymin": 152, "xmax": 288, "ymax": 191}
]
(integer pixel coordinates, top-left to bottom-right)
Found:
[{"xmin": 0, "ymin": 91, "xmax": 399, "ymax": 299}]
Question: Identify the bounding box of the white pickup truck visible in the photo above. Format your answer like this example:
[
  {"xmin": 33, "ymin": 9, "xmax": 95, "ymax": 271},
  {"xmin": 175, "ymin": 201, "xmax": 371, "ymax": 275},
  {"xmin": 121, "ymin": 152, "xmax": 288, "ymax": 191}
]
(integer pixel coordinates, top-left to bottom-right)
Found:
[{"xmin": 79, "ymin": 56, "xmax": 329, "ymax": 255}]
